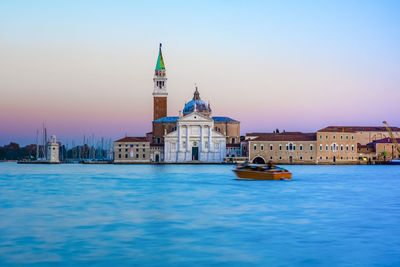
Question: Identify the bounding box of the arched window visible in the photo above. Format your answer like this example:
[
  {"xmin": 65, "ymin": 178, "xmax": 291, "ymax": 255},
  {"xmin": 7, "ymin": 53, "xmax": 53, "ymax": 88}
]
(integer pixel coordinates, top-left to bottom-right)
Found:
[
  {"xmin": 331, "ymin": 143, "xmax": 338, "ymax": 152},
  {"xmin": 288, "ymin": 143, "xmax": 293, "ymax": 151}
]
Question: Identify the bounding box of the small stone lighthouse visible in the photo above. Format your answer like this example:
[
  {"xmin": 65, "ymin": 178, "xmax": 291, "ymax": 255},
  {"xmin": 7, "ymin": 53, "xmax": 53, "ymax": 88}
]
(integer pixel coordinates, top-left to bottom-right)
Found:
[{"xmin": 47, "ymin": 135, "xmax": 60, "ymax": 163}]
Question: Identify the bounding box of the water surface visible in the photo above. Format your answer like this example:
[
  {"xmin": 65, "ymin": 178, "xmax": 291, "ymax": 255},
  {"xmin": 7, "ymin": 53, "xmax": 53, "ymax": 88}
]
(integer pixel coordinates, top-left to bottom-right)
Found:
[{"xmin": 0, "ymin": 163, "xmax": 399, "ymax": 266}]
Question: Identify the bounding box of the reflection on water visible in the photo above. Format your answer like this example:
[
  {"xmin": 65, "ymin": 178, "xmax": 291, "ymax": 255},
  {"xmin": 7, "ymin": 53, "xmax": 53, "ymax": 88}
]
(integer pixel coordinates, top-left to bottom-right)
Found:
[{"xmin": 0, "ymin": 163, "xmax": 400, "ymax": 266}]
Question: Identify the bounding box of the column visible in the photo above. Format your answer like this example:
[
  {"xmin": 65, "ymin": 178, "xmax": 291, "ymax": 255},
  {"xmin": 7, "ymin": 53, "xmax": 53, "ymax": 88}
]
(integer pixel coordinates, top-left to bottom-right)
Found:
[
  {"xmin": 186, "ymin": 126, "xmax": 189, "ymax": 152},
  {"xmin": 200, "ymin": 125, "xmax": 204, "ymax": 161},
  {"xmin": 176, "ymin": 125, "xmax": 181, "ymax": 162},
  {"xmin": 208, "ymin": 126, "xmax": 212, "ymax": 161}
]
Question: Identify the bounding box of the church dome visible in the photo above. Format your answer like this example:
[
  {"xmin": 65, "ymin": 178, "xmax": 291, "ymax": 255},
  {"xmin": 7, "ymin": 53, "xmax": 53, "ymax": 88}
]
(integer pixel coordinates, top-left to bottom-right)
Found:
[{"xmin": 183, "ymin": 87, "xmax": 212, "ymax": 116}]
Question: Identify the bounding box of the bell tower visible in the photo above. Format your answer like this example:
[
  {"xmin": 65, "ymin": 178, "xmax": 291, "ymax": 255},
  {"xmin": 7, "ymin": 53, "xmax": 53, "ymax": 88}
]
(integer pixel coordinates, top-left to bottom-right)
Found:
[{"xmin": 153, "ymin": 43, "xmax": 168, "ymax": 121}]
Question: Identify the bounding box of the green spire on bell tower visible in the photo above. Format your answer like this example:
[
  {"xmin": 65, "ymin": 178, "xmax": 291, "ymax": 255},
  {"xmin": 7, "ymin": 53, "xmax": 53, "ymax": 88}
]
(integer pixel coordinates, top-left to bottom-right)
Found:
[{"xmin": 155, "ymin": 43, "xmax": 166, "ymax": 71}]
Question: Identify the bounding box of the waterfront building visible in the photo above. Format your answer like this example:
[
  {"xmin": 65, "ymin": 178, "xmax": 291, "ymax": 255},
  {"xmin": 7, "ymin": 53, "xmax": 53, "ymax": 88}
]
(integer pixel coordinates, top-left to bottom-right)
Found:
[
  {"xmin": 369, "ymin": 138, "xmax": 400, "ymax": 160},
  {"xmin": 149, "ymin": 44, "xmax": 239, "ymax": 162},
  {"xmin": 47, "ymin": 135, "xmax": 60, "ymax": 163},
  {"xmin": 358, "ymin": 137, "xmax": 400, "ymax": 162},
  {"xmin": 316, "ymin": 126, "xmax": 400, "ymax": 164},
  {"xmin": 114, "ymin": 137, "xmax": 150, "ymax": 163},
  {"xmin": 226, "ymin": 143, "xmax": 241, "ymax": 157},
  {"xmin": 164, "ymin": 111, "xmax": 226, "ymax": 162},
  {"xmin": 245, "ymin": 132, "xmax": 317, "ymax": 164},
  {"xmin": 351, "ymin": 126, "xmax": 400, "ymax": 145},
  {"xmin": 316, "ymin": 127, "xmax": 358, "ymax": 164}
]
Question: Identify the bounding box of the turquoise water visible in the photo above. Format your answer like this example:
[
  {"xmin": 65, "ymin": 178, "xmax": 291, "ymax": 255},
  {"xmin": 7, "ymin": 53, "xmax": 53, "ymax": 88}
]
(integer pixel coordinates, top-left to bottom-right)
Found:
[{"xmin": 0, "ymin": 163, "xmax": 400, "ymax": 266}]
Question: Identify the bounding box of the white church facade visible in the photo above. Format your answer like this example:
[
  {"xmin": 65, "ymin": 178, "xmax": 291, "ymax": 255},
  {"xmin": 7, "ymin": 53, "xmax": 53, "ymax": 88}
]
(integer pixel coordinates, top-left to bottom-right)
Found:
[{"xmin": 164, "ymin": 112, "xmax": 226, "ymax": 163}]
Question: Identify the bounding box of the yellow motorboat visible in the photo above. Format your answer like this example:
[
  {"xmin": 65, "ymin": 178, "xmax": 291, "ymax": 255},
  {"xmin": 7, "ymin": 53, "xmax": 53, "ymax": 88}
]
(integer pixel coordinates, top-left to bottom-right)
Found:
[{"xmin": 233, "ymin": 162, "xmax": 292, "ymax": 180}]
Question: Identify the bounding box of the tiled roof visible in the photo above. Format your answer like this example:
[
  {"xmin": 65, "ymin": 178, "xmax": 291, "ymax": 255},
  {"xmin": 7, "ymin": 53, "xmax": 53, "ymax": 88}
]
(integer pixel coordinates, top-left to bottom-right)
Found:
[
  {"xmin": 115, "ymin": 137, "xmax": 148, "ymax": 142},
  {"xmin": 371, "ymin": 137, "xmax": 400, "ymax": 144},
  {"xmin": 247, "ymin": 132, "xmax": 303, "ymax": 136},
  {"xmin": 251, "ymin": 132, "xmax": 316, "ymax": 142},
  {"xmin": 318, "ymin": 126, "xmax": 400, "ymax": 132},
  {"xmin": 153, "ymin": 116, "xmax": 238, "ymax": 123},
  {"xmin": 153, "ymin": 116, "xmax": 179, "ymax": 123},
  {"xmin": 212, "ymin": 117, "xmax": 238, "ymax": 122}
]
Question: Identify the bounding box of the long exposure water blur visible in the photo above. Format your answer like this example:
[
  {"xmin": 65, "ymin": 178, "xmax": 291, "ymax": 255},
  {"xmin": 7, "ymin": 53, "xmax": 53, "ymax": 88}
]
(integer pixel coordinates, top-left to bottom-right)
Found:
[{"xmin": 0, "ymin": 162, "xmax": 399, "ymax": 266}]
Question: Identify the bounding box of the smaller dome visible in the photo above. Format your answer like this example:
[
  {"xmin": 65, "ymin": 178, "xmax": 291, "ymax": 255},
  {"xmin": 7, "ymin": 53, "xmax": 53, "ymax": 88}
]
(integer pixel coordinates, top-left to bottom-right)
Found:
[{"xmin": 182, "ymin": 87, "xmax": 212, "ymax": 116}]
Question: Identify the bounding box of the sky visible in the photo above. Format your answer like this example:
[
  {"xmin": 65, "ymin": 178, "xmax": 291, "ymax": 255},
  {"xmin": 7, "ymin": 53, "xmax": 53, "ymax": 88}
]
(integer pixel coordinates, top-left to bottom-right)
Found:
[{"xmin": 1, "ymin": 0, "xmax": 400, "ymax": 145}]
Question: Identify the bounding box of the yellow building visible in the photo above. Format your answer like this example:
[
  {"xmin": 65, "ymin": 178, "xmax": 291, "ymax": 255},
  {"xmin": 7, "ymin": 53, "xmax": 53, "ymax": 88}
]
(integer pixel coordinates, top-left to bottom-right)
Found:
[
  {"xmin": 246, "ymin": 132, "xmax": 317, "ymax": 164},
  {"xmin": 114, "ymin": 137, "xmax": 151, "ymax": 163},
  {"xmin": 316, "ymin": 127, "xmax": 358, "ymax": 164}
]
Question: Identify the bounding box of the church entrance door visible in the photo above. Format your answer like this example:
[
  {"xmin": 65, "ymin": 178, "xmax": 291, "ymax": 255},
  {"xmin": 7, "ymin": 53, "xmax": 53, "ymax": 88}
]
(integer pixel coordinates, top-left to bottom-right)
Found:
[
  {"xmin": 155, "ymin": 154, "xmax": 160, "ymax": 162},
  {"xmin": 192, "ymin": 147, "xmax": 199, "ymax": 160}
]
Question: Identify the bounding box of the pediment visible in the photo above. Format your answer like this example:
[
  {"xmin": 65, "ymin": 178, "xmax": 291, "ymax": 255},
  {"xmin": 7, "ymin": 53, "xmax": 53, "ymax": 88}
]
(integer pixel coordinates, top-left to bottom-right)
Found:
[
  {"xmin": 178, "ymin": 112, "xmax": 213, "ymax": 122},
  {"xmin": 212, "ymin": 130, "xmax": 226, "ymax": 137},
  {"xmin": 165, "ymin": 130, "xmax": 178, "ymax": 137}
]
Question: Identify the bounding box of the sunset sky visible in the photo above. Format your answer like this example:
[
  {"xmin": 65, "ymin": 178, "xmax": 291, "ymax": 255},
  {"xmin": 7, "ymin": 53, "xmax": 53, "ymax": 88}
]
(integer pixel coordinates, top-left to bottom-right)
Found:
[{"xmin": 1, "ymin": 0, "xmax": 400, "ymax": 145}]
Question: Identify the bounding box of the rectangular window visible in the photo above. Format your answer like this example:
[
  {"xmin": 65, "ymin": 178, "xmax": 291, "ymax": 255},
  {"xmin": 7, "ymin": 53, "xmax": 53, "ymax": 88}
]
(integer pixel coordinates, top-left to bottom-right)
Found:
[
  {"xmin": 293, "ymin": 145, "xmax": 296, "ymax": 151},
  {"xmin": 320, "ymin": 144, "xmax": 322, "ymax": 151},
  {"xmin": 341, "ymin": 136, "xmax": 343, "ymax": 140},
  {"xmin": 351, "ymin": 136, "xmax": 354, "ymax": 140},
  {"xmin": 346, "ymin": 146, "xmax": 349, "ymax": 151},
  {"xmin": 261, "ymin": 145, "xmax": 264, "ymax": 151},
  {"xmin": 136, "ymin": 148, "xmax": 139, "ymax": 152},
  {"xmin": 279, "ymin": 145, "xmax": 282, "ymax": 151},
  {"xmin": 253, "ymin": 145, "xmax": 257, "ymax": 150},
  {"xmin": 326, "ymin": 135, "xmax": 328, "ymax": 139},
  {"xmin": 351, "ymin": 146, "xmax": 354, "ymax": 151},
  {"xmin": 143, "ymin": 154, "xmax": 145, "ymax": 158},
  {"xmin": 326, "ymin": 145, "xmax": 328, "ymax": 150},
  {"xmin": 310, "ymin": 145, "xmax": 313, "ymax": 151},
  {"xmin": 136, "ymin": 154, "xmax": 139, "ymax": 158},
  {"xmin": 320, "ymin": 135, "xmax": 322, "ymax": 139},
  {"xmin": 130, "ymin": 144, "xmax": 134, "ymax": 148},
  {"xmin": 333, "ymin": 136, "xmax": 336, "ymax": 139},
  {"xmin": 300, "ymin": 145, "xmax": 303, "ymax": 151},
  {"xmin": 143, "ymin": 149, "xmax": 145, "ymax": 152},
  {"xmin": 346, "ymin": 136, "xmax": 349, "ymax": 140},
  {"xmin": 125, "ymin": 154, "xmax": 128, "ymax": 158},
  {"xmin": 125, "ymin": 148, "xmax": 128, "ymax": 152},
  {"xmin": 118, "ymin": 149, "xmax": 121, "ymax": 152},
  {"xmin": 270, "ymin": 145, "xmax": 273, "ymax": 151},
  {"xmin": 118, "ymin": 154, "xmax": 121, "ymax": 158}
]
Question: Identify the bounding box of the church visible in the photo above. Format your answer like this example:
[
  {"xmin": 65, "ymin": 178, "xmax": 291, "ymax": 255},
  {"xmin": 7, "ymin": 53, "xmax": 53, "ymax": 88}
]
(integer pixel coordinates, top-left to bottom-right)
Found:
[{"xmin": 149, "ymin": 44, "xmax": 240, "ymax": 163}]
